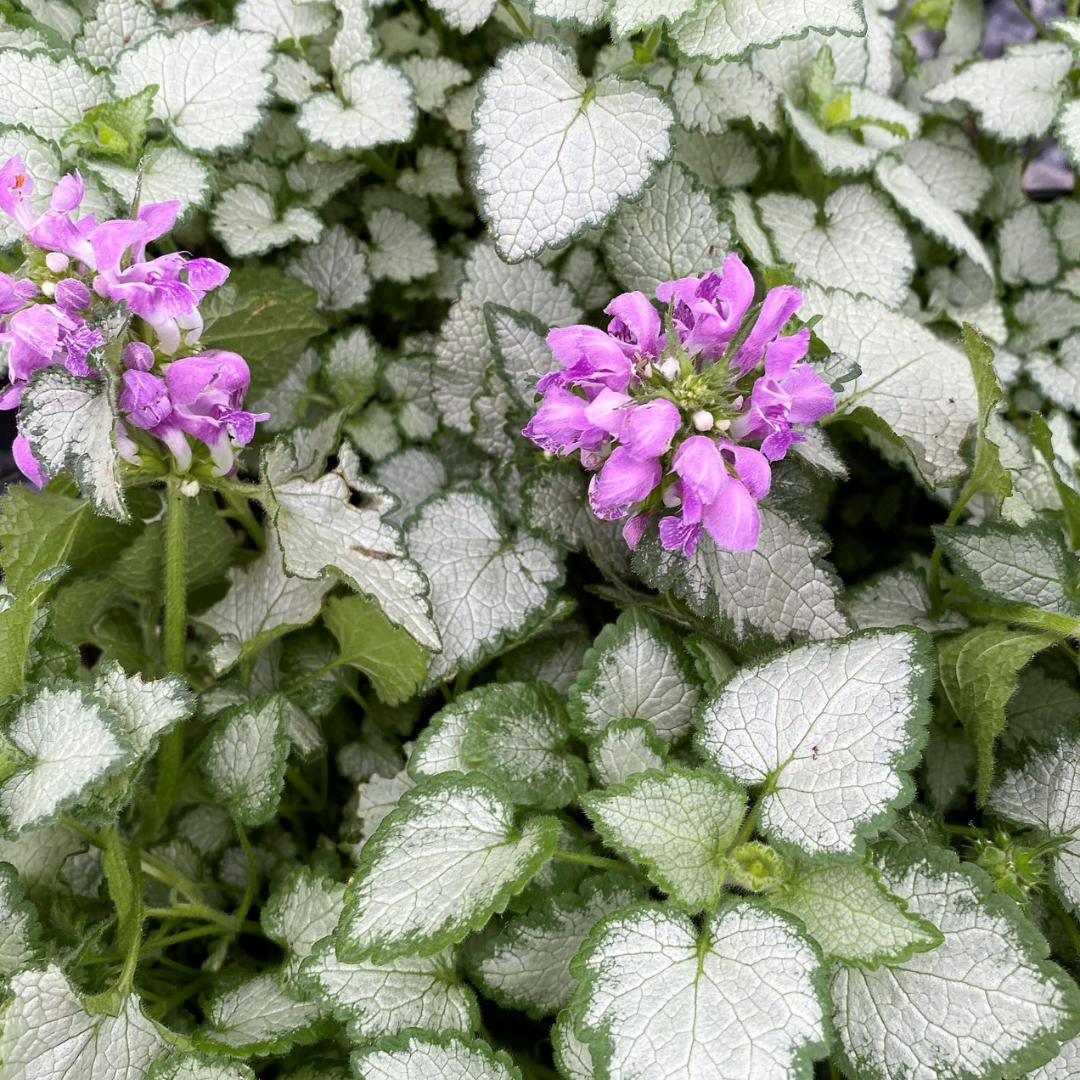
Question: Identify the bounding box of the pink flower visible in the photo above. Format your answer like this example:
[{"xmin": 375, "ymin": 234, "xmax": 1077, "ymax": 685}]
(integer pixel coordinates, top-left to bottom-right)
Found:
[{"xmin": 139, "ymin": 351, "xmax": 268, "ymax": 474}]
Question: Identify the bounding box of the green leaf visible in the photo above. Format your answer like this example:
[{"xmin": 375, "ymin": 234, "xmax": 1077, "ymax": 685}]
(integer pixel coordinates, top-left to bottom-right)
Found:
[
  {"xmin": 324, "ymin": 593, "xmax": 428, "ymax": 707},
  {"xmin": 937, "ymin": 627, "xmax": 1057, "ymax": 804},
  {"xmin": 200, "ymin": 266, "xmax": 326, "ymax": 383},
  {"xmin": 583, "ymin": 767, "xmax": 747, "ymax": 911},
  {"xmin": 0, "ymin": 484, "xmax": 88, "ymax": 595},
  {"xmin": 102, "ymin": 827, "xmax": 140, "ymax": 965},
  {"xmin": 1030, "ymin": 413, "xmax": 1080, "ymax": 550},
  {"xmin": 62, "ymin": 85, "xmax": 156, "ymax": 165},
  {"xmin": 202, "ymin": 695, "xmax": 290, "ymax": 827},
  {"xmin": 767, "ymin": 859, "xmax": 943, "ymax": 967},
  {"xmin": 0, "ymin": 572, "xmax": 62, "ymax": 702},
  {"xmin": 336, "ymin": 773, "xmax": 561, "ymax": 964},
  {"xmin": 959, "ymin": 323, "xmax": 1013, "ymax": 513}
]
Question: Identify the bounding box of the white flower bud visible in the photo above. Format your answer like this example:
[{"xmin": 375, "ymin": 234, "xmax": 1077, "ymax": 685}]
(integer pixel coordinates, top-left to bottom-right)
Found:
[
  {"xmin": 40, "ymin": 281, "xmax": 56, "ymax": 297},
  {"xmin": 45, "ymin": 252, "xmax": 69, "ymax": 274},
  {"xmin": 715, "ymin": 418, "xmax": 732, "ymax": 432},
  {"xmin": 662, "ymin": 487, "xmax": 682, "ymax": 507},
  {"xmin": 180, "ymin": 479, "xmax": 201, "ymax": 498},
  {"xmin": 659, "ymin": 358, "xmax": 679, "ymax": 381},
  {"xmin": 692, "ymin": 410, "xmax": 714, "ymax": 431}
]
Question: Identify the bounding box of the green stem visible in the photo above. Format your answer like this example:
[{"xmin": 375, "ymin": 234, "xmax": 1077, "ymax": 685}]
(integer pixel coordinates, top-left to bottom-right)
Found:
[
  {"xmin": 1012, "ymin": 0, "xmax": 1049, "ymax": 36},
  {"xmin": 636, "ymin": 24, "xmax": 663, "ymax": 62},
  {"xmin": 552, "ymin": 849, "xmax": 651, "ymax": 885},
  {"xmin": 500, "ymin": 0, "xmax": 532, "ymax": 37},
  {"xmin": 286, "ymin": 766, "xmax": 324, "ymax": 810},
  {"xmin": 163, "ymin": 475, "xmax": 187, "ymax": 674},
  {"xmin": 362, "ymin": 150, "xmax": 398, "ymax": 183},
  {"xmin": 731, "ymin": 803, "xmax": 760, "ymax": 850},
  {"xmin": 279, "ymin": 658, "xmax": 341, "ymax": 696},
  {"xmin": 143, "ymin": 905, "xmax": 239, "ymax": 929},
  {"xmin": 927, "ymin": 484, "xmax": 976, "ymax": 617},
  {"xmin": 219, "ymin": 488, "xmax": 265, "ymax": 550},
  {"xmin": 155, "ymin": 476, "xmax": 188, "ymax": 832},
  {"xmin": 234, "ymin": 818, "xmax": 258, "ymax": 929}
]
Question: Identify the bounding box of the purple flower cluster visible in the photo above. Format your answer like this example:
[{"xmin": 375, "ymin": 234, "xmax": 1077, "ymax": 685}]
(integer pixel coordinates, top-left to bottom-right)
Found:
[
  {"xmin": 523, "ymin": 254, "xmax": 835, "ymax": 556},
  {"xmin": 0, "ymin": 156, "xmax": 267, "ymax": 485}
]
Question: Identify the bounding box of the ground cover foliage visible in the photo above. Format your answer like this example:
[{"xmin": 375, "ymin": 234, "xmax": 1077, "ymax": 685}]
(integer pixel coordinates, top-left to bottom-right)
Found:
[{"xmin": 5, "ymin": 0, "xmax": 1080, "ymax": 1078}]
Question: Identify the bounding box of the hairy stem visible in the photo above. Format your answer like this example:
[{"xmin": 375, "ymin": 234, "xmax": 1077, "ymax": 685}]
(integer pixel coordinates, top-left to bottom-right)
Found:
[
  {"xmin": 552, "ymin": 849, "xmax": 651, "ymax": 885},
  {"xmin": 500, "ymin": 0, "xmax": 532, "ymax": 37},
  {"xmin": 154, "ymin": 476, "xmax": 188, "ymax": 833}
]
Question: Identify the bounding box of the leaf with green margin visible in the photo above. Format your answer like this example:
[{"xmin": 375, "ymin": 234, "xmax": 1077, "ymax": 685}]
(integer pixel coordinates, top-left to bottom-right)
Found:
[
  {"xmin": 336, "ymin": 773, "xmax": 561, "ymax": 964},
  {"xmin": 0, "ymin": 861, "xmax": 43, "ymax": 980},
  {"xmin": 148, "ymin": 1052, "xmax": 256, "ymax": 1080},
  {"xmin": 408, "ymin": 683, "xmax": 587, "ymax": 810},
  {"xmin": 194, "ymin": 969, "xmax": 330, "ymax": 1057},
  {"xmin": 468, "ymin": 873, "xmax": 644, "ymax": 1019},
  {"xmin": 698, "ymin": 628, "xmax": 933, "ymax": 859},
  {"xmin": 568, "ymin": 608, "xmax": 702, "ymax": 744},
  {"xmin": 0, "ymin": 484, "xmax": 88, "ymax": 595},
  {"xmin": 569, "ymin": 900, "xmax": 829, "ymax": 1080},
  {"xmin": 583, "ymin": 767, "xmax": 746, "ymax": 911},
  {"xmin": 937, "ymin": 627, "xmax": 1056, "ymax": 805},
  {"xmin": 0, "ymin": 965, "xmax": 166, "ymax": 1076},
  {"xmin": 19, "ymin": 366, "xmax": 127, "ymax": 522},
  {"xmin": 262, "ymin": 866, "xmax": 346, "ymax": 980},
  {"xmin": 202, "ymin": 694, "xmax": 290, "ymax": 827},
  {"xmin": 934, "ymin": 520, "xmax": 1080, "ymax": 618},
  {"xmin": 589, "ymin": 718, "xmax": 669, "ymax": 788},
  {"xmin": 323, "ymin": 593, "xmax": 428, "ymax": 707},
  {"xmin": 198, "ymin": 526, "xmax": 334, "ymax": 676},
  {"xmin": 831, "ymin": 842, "xmax": 1080, "ymax": 1080},
  {"xmin": 353, "ymin": 1033, "xmax": 523, "ymax": 1080},
  {"xmin": 767, "ymin": 857, "xmax": 943, "ymax": 967},
  {"xmin": 0, "ymin": 682, "xmax": 135, "ymax": 836},
  {"xmin": 406, "ymin": 489, "xmax": 563, "ymax": 684},
  {"xmin": 297, "ymin": 938, "xmax": 479, "ymax": 1043}
]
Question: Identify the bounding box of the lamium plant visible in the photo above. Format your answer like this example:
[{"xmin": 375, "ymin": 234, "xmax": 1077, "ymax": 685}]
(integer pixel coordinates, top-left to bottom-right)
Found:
[{"xmin": 4, "ymin": 2, "xmax": 1080, "ymax": 1080}]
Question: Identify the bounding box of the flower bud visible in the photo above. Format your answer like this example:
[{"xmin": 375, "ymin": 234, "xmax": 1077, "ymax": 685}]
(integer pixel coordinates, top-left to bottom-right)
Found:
[
  {"xmin": 40, "ymin": 281, "xmax": 55, "ymax": 298},
  {"xmin": 54, "ymin": 278, "xmax": 91, "ymax": 312},
  {"xmin": 180, "ymin": 479, "xmax": 201, "ymax": 497},
  {"xmin": 122, "ymin": 342, "xmax": 155, "ymax": 371},
  {"xmin": 692, "ymin": 409, "xmax": 714, "ymax": 432},
  {"xmin": 659, "ymin": 358, "xmax": 679, "ymax": 381},
  {"xmin": 45, "ymin": 252, "xmax": 69, "ymax": 274}
]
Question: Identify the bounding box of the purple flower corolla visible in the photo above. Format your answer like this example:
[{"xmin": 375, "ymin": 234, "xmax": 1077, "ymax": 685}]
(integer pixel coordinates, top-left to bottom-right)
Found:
[
  {"xmin": 731, "ymin": 328, "xmax": 835, "ymax": 459},
  {"xmin": 656, "ymin": 253, "xmax": 754, "ymax": 361},
  {"xmin": 522, "ymin": 255, "xmax": 836, "ymax": 556},
  {"xmin": 0, "ymin": 156, "xmax": 265, "ymax": 485},
  {"xmin": 588, "ymin": 399, "xmax": 680, "ymax": 520},
  {"xmin": 125, "ymin": 351, "xmax": 268, "ymax": 475}
]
